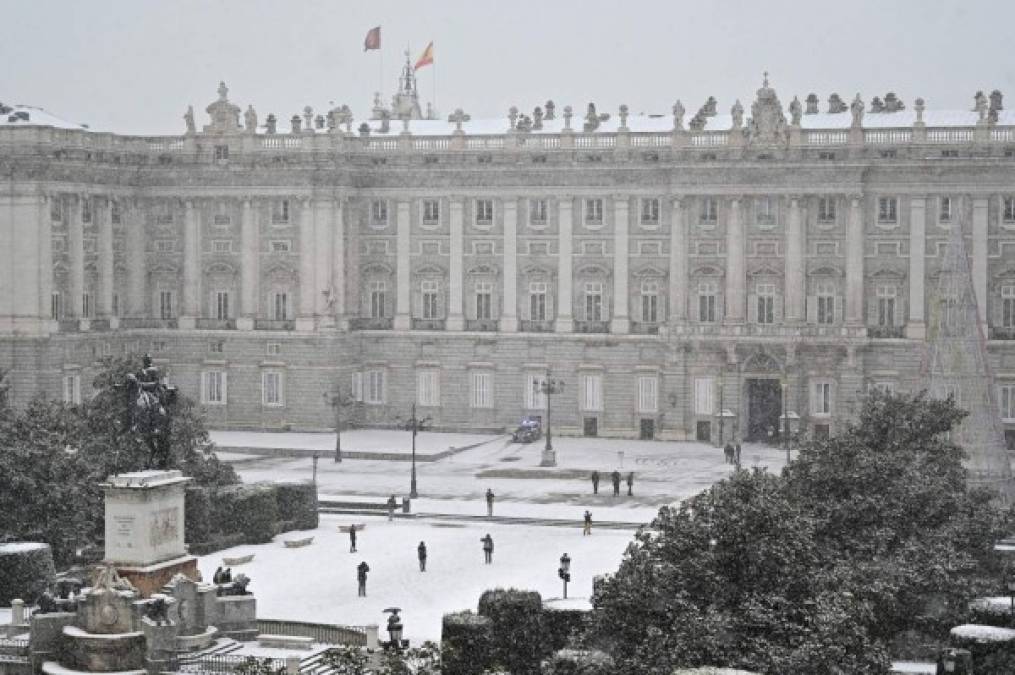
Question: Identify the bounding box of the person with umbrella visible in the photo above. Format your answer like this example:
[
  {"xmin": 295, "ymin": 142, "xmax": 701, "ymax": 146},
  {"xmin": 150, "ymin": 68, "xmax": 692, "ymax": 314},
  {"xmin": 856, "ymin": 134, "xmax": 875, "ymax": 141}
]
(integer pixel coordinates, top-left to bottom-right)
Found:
[{"xmin": 357, "ymin": 561, "xmax": 370, "ymax": 597}]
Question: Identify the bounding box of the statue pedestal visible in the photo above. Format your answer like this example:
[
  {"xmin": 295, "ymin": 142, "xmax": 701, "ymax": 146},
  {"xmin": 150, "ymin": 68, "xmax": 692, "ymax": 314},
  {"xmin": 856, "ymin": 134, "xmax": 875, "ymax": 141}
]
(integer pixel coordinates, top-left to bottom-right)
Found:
[{"xmin": 101, "ymin": 471, "xmax": 196, "ymax": 597}]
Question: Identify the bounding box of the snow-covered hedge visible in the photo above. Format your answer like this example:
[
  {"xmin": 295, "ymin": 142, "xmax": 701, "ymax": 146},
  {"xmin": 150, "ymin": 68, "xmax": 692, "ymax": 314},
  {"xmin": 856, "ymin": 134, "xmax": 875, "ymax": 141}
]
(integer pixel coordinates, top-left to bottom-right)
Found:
[
  {"xmin": 441, "ymin": 610, "xmax": 492, "ymax": 675},
  {"xmin": 540, "ymin": 648, "xmax": 613, "ymax": 674},
  {"xmin": 0, "ymin": 542, "xmax": 55, "ymax": 605},
  {"xmin": 479, "ymin": 588, "xmax": 545, "ymax": 675},
  {"xmin": 275, "ymin": 482, "xmax": 318, "ymax": 531},
  {"xmin": 949, "ymin": 624, "xmax": 1015, "ymax": 672}
]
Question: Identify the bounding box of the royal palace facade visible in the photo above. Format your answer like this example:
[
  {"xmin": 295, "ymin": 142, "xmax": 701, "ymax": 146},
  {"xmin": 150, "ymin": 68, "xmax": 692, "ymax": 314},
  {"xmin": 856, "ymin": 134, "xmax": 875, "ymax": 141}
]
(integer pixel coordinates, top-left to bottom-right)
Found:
[{"xmin": 3, "ymin": 73, "xmax": 1015, "ymax": 446}]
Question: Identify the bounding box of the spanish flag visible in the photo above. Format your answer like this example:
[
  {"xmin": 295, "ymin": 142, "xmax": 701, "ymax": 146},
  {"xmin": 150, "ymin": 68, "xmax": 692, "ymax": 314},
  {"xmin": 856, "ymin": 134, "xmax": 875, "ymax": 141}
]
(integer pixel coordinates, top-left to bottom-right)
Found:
[
  {"xmin": 364, "ymin": 26, "xmax": 381, "ymax": 51},
  {"xmin": 414, "ymin": 42, "xmax": 434, "ymax": 70}
]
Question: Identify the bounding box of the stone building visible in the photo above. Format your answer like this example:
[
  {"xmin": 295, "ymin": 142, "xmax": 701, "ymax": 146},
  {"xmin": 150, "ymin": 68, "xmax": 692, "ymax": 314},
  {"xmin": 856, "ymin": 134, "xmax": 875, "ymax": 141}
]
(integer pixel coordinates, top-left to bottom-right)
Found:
[{"xmin": 2, "ymin": 74, "xmax": 1015, "ymax": 447}]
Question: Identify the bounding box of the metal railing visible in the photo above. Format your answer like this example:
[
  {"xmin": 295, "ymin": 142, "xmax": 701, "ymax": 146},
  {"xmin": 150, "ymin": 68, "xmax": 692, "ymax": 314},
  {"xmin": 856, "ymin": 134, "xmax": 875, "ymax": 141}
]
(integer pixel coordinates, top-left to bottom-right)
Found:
[
  {"xmin": 574, "ymin": 320, "xmax": 609, "ymax": 334},
  {"xmin": 177, "ymin": 654, "xmax": 288, "ymax": 674},
  {"xmin": 120, "ymin": 318, "xmax": 178, "ymax": 329},
  {"xmin": 520, "ymin": 320, "xmax": 554, "ymax": 333},
  {"xmin": 990, "ymin": 327, "xmax": 1015, "ymax": 340},
  {"xmin": 256, "ymin": 619, "xmax": 367, "ymax": 646},
  {"xmin": 348, "ymin": 317, "xmax": 393, "ymax": 330}
]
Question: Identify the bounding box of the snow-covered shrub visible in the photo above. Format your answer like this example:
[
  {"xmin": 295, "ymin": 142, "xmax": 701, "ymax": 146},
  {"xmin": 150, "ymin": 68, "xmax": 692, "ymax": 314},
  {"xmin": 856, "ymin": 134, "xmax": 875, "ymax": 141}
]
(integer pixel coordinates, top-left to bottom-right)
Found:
[
  {"xmin": 214, "ymin": 484, "xmax": 278, "ymax": 544},
  {"xmin": 441, "ymin": 610, "xmax": 492, "ymax": 675},
  {"xmin": 274, "ymin": 482, "xmax": 318, "ymax": 531},
  {"xmin": 0, "ymin": 542, "xmax": 56, "ymax": 605},
  {"xmin": 478, "ymin": 588, "xmax": 546, "ymax": 675}
]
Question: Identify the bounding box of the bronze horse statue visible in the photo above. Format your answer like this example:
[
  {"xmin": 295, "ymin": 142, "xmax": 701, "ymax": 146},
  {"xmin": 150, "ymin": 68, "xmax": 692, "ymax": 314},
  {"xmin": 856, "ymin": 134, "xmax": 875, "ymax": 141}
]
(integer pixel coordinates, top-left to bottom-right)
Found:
[{"xmin": 124, "ymin": 354, "xmax": 177, "ymax": 469}]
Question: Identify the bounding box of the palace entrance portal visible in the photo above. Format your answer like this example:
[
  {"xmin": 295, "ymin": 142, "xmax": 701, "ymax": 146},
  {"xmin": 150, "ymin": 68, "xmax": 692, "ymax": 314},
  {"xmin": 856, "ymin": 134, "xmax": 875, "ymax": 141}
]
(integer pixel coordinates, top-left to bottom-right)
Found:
[{"xmin": 746, "ymin": 378, "xmax": 782, "ymax": 443}]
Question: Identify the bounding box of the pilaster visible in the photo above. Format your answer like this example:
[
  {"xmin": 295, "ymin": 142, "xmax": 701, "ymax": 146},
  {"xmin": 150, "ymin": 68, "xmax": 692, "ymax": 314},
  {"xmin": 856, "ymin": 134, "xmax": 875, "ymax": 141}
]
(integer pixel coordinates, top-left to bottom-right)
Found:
[
  {"xmin": 668, "ymin": 197, "xmax": 687, "ymax": 324},
  {"xmin": 313, "ymin": 197, "xmax": 334, "ymax": 325},
  {"xmin": 724, "ymin": 197, "xmax": 745, "ymax": 323},
  {"xmin": 972, "ymin": 196, "xmax": 989, "ymax": 328},
  {"xmin": 555, "ymin": 196, "xmax": 574, "ymax": 332},
  {"xmin": 394, "ymin": 200, "xmax": 412, "ymax": 330},
  {"xmin": 784, "ymin": 196, "xmax": 805, "ymax": 322},
  {"xmin": 38, "ymin": 195, "xmax": 55, "ymax": 332},
  {"xmin": 845, "ymin": 195, "xmax": 865, "ymax": 326},
  {"xmin": 447, "ymin": 197, "xmax": 464, "ymax": 331},
  {"xmin": 69, "ymin": 194, "xmax": 85, "ymax": 321},
  {"xmin": 610, "ymin": 196, "xmax": 630, "ymax": 333},
  {"xmin": 906, "ymin": 196, "xmax": 926, "ymax": 339},
  {"xmin": 237, "ymin": 198, "xmax": 258, "ymax": 330},
  {"xmin": 331, "ymin": 198, "xmax": 347, "ymax": 329},
  {"xmin": 294, "ymin": 197, "xmax": 316, "ymax": 331},
  {"xmin": 179, "ymin": 199, "xmax": 200, "ymax": 329},
  {"xmin": 125, "ymin": 199, "xmax": 146, "ymax": 319},
  {"xmin": 501, "ymin": 198, "xmax": 518, "ymax": 332},
  {"xmin": 97, "ymin": 197, "xmax": 115, "ymax": 319}
]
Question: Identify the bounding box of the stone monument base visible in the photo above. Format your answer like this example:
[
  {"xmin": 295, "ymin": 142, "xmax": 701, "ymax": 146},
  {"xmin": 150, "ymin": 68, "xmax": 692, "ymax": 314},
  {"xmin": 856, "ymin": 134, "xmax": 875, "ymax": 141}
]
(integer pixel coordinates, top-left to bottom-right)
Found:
[{"xmin": 114, "ymin": 556, "xmax": 198, "ymax": 598}]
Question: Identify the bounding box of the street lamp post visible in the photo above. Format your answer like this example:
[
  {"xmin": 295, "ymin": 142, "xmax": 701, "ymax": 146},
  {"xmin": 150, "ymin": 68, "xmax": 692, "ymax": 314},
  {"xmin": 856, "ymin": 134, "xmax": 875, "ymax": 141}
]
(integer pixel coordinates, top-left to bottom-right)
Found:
[
  {"xmin": 323, "ymin": 386, "xmax": 356, "ymax": 463},
  {"xmin": 558, "ymin": 553, "xmax": 571, "ymax": 599},
  {"xmin": 717, "ymin": 378, "xmax": 725, "ymax": 447},
  {"xmin": 399, "ymin": 403, "xmax": 430, "ymax": 499},
  {"xmin": 781, "ymin": 380, "xmax": 790, "ymax": 464},
  {"xmin": 1006, "ymin": 568, "xmax": 1015, "ymax": 618},
  {"xmin": 540, "ymin": 370, "xmax": 565, "ymax": 467}
]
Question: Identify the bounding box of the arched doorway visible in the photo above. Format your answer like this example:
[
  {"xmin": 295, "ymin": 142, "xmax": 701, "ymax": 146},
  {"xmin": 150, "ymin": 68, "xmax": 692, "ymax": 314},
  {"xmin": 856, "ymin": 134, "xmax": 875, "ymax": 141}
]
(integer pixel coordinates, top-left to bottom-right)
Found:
[{"xmin": 741, "ymin": 351, "xmax": 784, "ymax": 444}]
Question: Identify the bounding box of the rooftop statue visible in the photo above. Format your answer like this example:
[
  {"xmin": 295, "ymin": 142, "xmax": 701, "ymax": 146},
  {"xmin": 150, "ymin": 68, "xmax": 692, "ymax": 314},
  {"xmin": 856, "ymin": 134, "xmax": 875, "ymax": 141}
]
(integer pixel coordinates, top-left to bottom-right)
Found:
[
  {"xmin": 828, "ymin": 93, "xmax": 847, "ymax": 114},
  {"xmin": 183, "ymin": 106, "xmax": 196, "ymax": 135},
  {"xmin": 204, "ymin": 81, "xmax": 241, "ymax": 133},
  {"xmin": 731, "ymin": 100, "xmax": 744, "ymax": 129},
  {"xmin": 672, "ymin": 100, "xmax": 685, "ymax": 130},
  {"xmin": 747, "ymin": 73, "xmax": 787, "ymax": 145},
  {"xmin": 544, "ymin": 100, "xmax": 556, "ymax": 120},
  {"xmin": 244, "ymin": 105, "xmax": 257, "ymax": 134},
  {"xmin": 805, "ymin": 93, "xmax": 819, "ymax": 114},
  {"xmin": 850, "ymin": 94, "xmax": 865, "ymax": 127},
  {"xmin": 789, "ymin": 96, "xmax": 802, "ymax": 126},
  {"xmin": 123, "ymin": 353, "xmax": 177, "ymax": 470}
]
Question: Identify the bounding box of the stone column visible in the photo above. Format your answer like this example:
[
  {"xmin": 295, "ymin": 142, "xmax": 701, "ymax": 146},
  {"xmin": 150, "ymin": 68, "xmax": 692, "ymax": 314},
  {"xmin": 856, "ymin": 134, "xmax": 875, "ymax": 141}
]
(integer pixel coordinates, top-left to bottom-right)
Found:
[
  {"xmin": 501, "ymin": 198, "xmax": 518, "ymax": 332},
  {"xmin": 295, "ymin": 197, "xmax": 316, "ymax": 330},
  {"xmin": 331, "ymin": 197, "xmax": 347, "ymax": 329},
  {"xmin": 668, "ymin": 197, "xmax": 688, "ymax": 325},
  {"xmin": 611, "ymin": 195, "xmax": 630, "ymax": 333},
  {"xmin": 68, "ymin": 194, "xmax": 85, "ymax": 320},
  {"xmin": 784, "ymin": 196, "xmax": 805, "ymax": 322},
  {"xmin": 125, "ymin": 200, "xmax": 146, "ymax": 319},
  {"xmin": 394, "ymin": 200, "xmax": 412, "ymax": 330},
  {"xmin": 972, "ymin": 196, "xmax": 989, "ymax": 328},
  {"xmin": 2, "ymin": 192, "xmax": 44, "ymax": 333},
  {"xmin": 237, "ymin": 198, "xmax": 258, "ymax": 330},
  {"xmin": 555, "ymin": 196, "xmax": 574, "ymax": 332},
  {"xmin": 724, "ymin": 197, "xmax": 745, "ymax": 323},
  {"xmin": 906, "ymin": 196, "xmax": 926, "ymax": 339},
  {"xmin": 179, "ymin": 199, "xmax": 200, "ymax": 328},
  {"xmin": 845, "ymin": 195, "xmax": 865, "ymax": 326},
  {"xmin": 314, "ymin": 197, "xmax": 334, "ymax": 326},
  {"xmin": 447, "ymin": 197, "xmax": 464, "ymax": 330},
  {"xmin": 38, "ymin": 195, "xmax": 54, "ymax": 330},
  {"xmin": 97, "ymin": 197, "xmax": 115, "ymax": 321}
]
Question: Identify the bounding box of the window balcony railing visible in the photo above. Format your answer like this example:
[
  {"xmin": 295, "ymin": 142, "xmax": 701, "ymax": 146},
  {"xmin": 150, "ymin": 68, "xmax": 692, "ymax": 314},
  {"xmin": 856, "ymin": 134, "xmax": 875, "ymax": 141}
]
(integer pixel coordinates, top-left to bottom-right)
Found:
[
  {"xmin": 349, "ymin": 317, "xmax": 393, "ymax": 331},
  {"xmin": 575, "ymin": 320, "xmax": 609, "ymax": 334},
  {"xmin": 57, "ymin": 319, "xmax": 80, "ymax": 332},
  {"xmin": 195, "ymin": 318, "xmax": 236, "ymax": 330},
  {"xmin": 520, "ymin": 320, "xmax": 554, "ymax": 333},
  {"xmin": 120, "ymin": 318, "xmax": 178, "ymax": 329},
  {"xmin": 465, "ymin": 319, "xmax": 499, "ymax": 332},
  {"xmin": 630, "ymin": 321, "xmax": 660, "ymax": 335},
  {"xmin": 990, "ymin": 327, "xmax": 1015, "ymax": 341},
  {"xmin": 411, "ymin": 318, "xmax": 445, "ymax": 331},
  {"xmin": 868, "ymin": 325, "xmax": 905, "ymax": 339},
  {"xmin": 254, "ymin": 319, "xmax": 294, "ymax": 331}
]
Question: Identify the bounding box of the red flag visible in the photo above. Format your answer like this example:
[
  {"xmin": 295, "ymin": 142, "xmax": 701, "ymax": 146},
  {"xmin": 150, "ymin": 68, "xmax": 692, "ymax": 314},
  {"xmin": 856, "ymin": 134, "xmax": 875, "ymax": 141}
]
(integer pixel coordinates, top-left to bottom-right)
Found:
[
  {"xmin": 364, "ymin": 26, "xmax": 381, "ymax": 51},
  {"xmin": 414, "ymin": 42, "xmax": 434, "ymax": 70}
]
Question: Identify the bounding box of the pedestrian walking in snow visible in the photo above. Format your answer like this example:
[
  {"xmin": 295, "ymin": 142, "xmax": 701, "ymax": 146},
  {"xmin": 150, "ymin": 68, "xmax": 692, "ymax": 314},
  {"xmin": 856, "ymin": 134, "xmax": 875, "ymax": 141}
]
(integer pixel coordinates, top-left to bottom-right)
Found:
[
  {"xmin": 591, "ymin": 471, "xmax": 600, "ymax": 495},
  {"xmin": 387, "ymin": 494, "xmax": 397, "ymax": 522},
  {"xmin": 626, "ymin": 472, "xmax": 634, "ymax": 496},
  {"xmin": 481, "ymin": 534, "xmax": 494, "ymax": 564},
  {"xmin": 417, "ymin": 541, "xmax": 427, "ymax": 572},
  {"xmin": 486, "ymin": 488, "xmax": 495, "ymax": 517},
  {"xmin": 735, "ymin": 442, "xmax": 742, "ymax": 469},
  {"xmin": 724, "ymin": 442, "xmax": 734, "ymax": 464},
  {"xmin": 583, "ymin": 510, "xmax": 592, "ymax": 536},
  {"xmin": 349, "ymin": 523, "xmax": 357, "ymax": 553},
  {"xmin": 611, "ymin": 471, "xmax": 621, "ymax": 496},
  {"xmin": 356, "ymin": 561, "xmax": 369, "ymax": 597}
]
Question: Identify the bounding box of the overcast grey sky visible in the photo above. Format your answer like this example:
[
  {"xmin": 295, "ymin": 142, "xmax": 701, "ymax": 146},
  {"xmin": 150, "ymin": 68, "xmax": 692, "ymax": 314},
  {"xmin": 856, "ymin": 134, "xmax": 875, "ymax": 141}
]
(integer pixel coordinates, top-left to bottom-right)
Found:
[{"xmin": 2, "ymin": 0, "xmax": 1014, "ymax": 135}]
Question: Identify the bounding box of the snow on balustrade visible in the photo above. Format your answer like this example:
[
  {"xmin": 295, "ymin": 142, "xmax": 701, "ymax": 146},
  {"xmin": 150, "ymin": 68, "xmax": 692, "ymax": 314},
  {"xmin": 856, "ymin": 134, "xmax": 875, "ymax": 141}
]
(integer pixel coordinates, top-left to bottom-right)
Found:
[
  {"xmin": 146, "ymin": 138, "xmax": 184, "ymax": 152},
  {"xmin": 991, "ymin": 128, "xmax": 1015, "ymax": 142},
  {"xmin": 690, "ymin": 132, "xmax": 728, "ymax": 147},
  {"xmin": 805, "ymin": 130, "xmax": 848, "ymax": 145},
  {"xmin": 366, "ymin": 138, "xmax": 398, "ymax": 151},
  {"xmin": 466, "ymin": 137, "xmax": 505, "ymax": 149},
  {"xmin": 630, "ymin": 134, "xmax": 670, "ymax": 147},
  {"xmin": 927, "ymin": 128, "xmax": 974, "ymax": 143},
  {"xmin": 864, "ymin": 129, "xmax": 912, "ymax": 144},
  {"xmin": 412, "ymin": 137, "xmax": 450, "ymax": 151}
]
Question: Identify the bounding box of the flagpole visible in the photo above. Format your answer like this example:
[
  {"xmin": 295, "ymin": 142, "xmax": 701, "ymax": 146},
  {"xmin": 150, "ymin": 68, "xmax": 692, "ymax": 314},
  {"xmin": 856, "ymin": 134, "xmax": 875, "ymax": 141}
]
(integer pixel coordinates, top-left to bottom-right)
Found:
[
  {"xmin": 379, "ymin": 48, "xmax": 383, "ymax": 101},
  {"xmin": 432, "ymin": 60, "xmax": 437, "ymax": 119}
]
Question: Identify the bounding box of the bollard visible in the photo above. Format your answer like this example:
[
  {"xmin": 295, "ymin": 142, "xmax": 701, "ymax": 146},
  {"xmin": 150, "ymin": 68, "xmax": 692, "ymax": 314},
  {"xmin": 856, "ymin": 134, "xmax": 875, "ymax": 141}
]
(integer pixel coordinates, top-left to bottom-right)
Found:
[
  {"xmin": 11, "ymin": 599, "xmax": 24, "ymax": 626},
  {"xmin": 285, "ymin": 656, "xmax": 300, "ymax": 675},
  {"xmin": 402, "ymin": 497, "xmax": 410, "ymax": 514},
  {"xmin": 365, "ymin": 624, "xmax": 379, "ymax": 650}
]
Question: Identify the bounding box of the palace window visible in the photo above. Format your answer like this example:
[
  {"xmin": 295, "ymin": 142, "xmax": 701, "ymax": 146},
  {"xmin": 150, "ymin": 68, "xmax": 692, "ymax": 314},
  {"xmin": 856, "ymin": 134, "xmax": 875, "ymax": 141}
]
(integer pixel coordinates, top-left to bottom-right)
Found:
[
  {"xmin": 262, "ymin": 370, "xmax": 284, "ymax": 406},
  {"xmin": 641, "ymin": 280, "xmax": 659, "ymax": 323},
  {"xmin": 81, "ymin": 198, "xmax": 92, "ymax": 224},
  {"xmin": 526, "ymin": 373, "xmax": 548, "ymax": 410},
  {"xmin": 939, "ymin": 196, "xmax": 952, "ymax": 223},
  {"xmin": 584, "ymin": 282, "xmax": 603, "ymax": 321},
  {"xmin": 584, "ymin": 198, "xmax": 603, "ymax": 226},
  {"xmin": 582, "ymin": 373, "xmax": 603, "ymax": 412},
  {"xmin": 876, "ymin": 285, "xmax": 896, "ymax": 326},
  {"xmin": 159, "ymin": 291, "xmax": 175, "ymax": 320},
  {"xmin": 266, "ymin": 342, "xmax": 281, "ymax": 356},
  {"xmin": 202, "ymin": 370, "xmax": 227, "ymax": 405},
  {"xmin": 421, "ymin": 280, "xmax": 440, "ymax": 319},
  {"xmin": 1004, "ymin": 197, "xmax": 1015, "ymax": 223},
  {"xmin": 640, "ymin": 198, "xmax": 660, "ymax": 225},
  {"xmin": 818, "ymin": 197, "xmax": 836, "ymax": 223},
  {"xmin": 694, "ymin": 377, "xmax": 713, "ymax": 415},
  {"xmin": 111, "ymin": 201, "xmax": 121, "ymax": 224},
  {"xmin": 999, "ymin": 385, "xmax": 1015, "ymax": 421},
  {"xmin": 156, "ymin": 240, "xmax": 175, "ymax": 253},
  {"xmin": 471, "ymin": 372, "xmax": 493, "ymax": 409},
  {"xmin": 698, "ymin": 281, "xmax": 718, "ymax": 323},
  {"xmin": 370, "ymin": 281, "xmax": 387, "ymax": 318},
  {"xmin": 878, "ymin": 197, "xmax": 898, "ymax": 223},
  {"xmin": 51, "ymin": 292, "xmax": 63, "ymax": 320},
  {"xmin": 811, "ymin": 381, "xmax": 832, "ymax": 416},
  {"xmin": 270, "ymin": 240, "xmax": 291, "ymax": 253},
  {"xmin": 1001, "ymin": 285, "xmax": 1015, "ymax": 327},
  {"xmin": 51, "ymin": 198, "xmax": 63, "ymax": 222},
  {"xmin": 63, "ymin": 374, "xmax": 81, "ymax": 404},
  {"xmin": 475, "ymin": 281, "xmax": 493, "ymax": 320},
  {"xmin": 272, "ymin": 292, "xmax": 289, "ymax": 321},
  {"xmin": 755, "ymin": 284, "xmax": 775, "ymax": 324},
  {"xmin": 215, "ymin": 291, "xmax": 230, "ymax": 320},
  {"xmin": 272, "ymin": 199, "xmax": 290, "ymax": 225},
  {"xmin": 371, "ymin": 200, "xmax": 388, "ymax": 225},
  {"xmin": 209, "ymin": 340, "xmax": 224, "ymax": 353},
  {"xmin": 529, "ymin": 199, "xmax": 548, "ymax": 225},
  {"xmin": 475, "ymin": 199, "xmax": 494, "ymax": 225},
  {"xmin": 214, "ymin": 145, "xmax": 229, "ymax": 161},
  {"xmin": 817, "ymin": 282, "xmax": 836, "ymax": 325},
  {"xmin": 700, "ymin": 198, "xmax": 718, "ymax": 223},
  {"xmin": 529, "ymin": 282, "xmax": 547, "ymax": 321},
  {"xmin": 637, "ymin": 376, "xmax": 658, "ymax": 414},
  {"xmin": 422, "ymin": 199, "xmax": 440, "ymax": 225},
  {"xmin": 213, "ymin": 240, "xmax": 233, "ymax": 253},
  {"xmin": 350, "ymin": 372, "xmax": 363, "ymax": 402},
  {"xmin": 417, "ymin": 370, "xmax": 440, "ymax": 407},
  {"xmin": 756, "ymin": 197, "xmax": 775, "ymax": 226}
]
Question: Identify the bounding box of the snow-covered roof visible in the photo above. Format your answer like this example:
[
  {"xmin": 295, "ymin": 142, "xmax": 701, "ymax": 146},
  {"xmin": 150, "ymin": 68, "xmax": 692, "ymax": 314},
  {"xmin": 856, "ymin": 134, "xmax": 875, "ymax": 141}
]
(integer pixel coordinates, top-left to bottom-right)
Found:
[
  {"xmin": 0, "ymin": 104, "xmax": 91, "ymax": 131},
  {"xmin": 950, "ymin": 623, "xmax": 1015, "ymax": 642}
]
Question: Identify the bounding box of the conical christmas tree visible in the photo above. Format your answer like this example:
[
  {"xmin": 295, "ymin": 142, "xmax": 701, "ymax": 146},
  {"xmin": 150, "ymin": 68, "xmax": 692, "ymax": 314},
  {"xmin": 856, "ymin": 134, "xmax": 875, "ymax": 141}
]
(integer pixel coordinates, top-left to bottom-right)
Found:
[{"xmin": 925, "ymin": 218, "xmax": 1012, "ymax": 495}]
